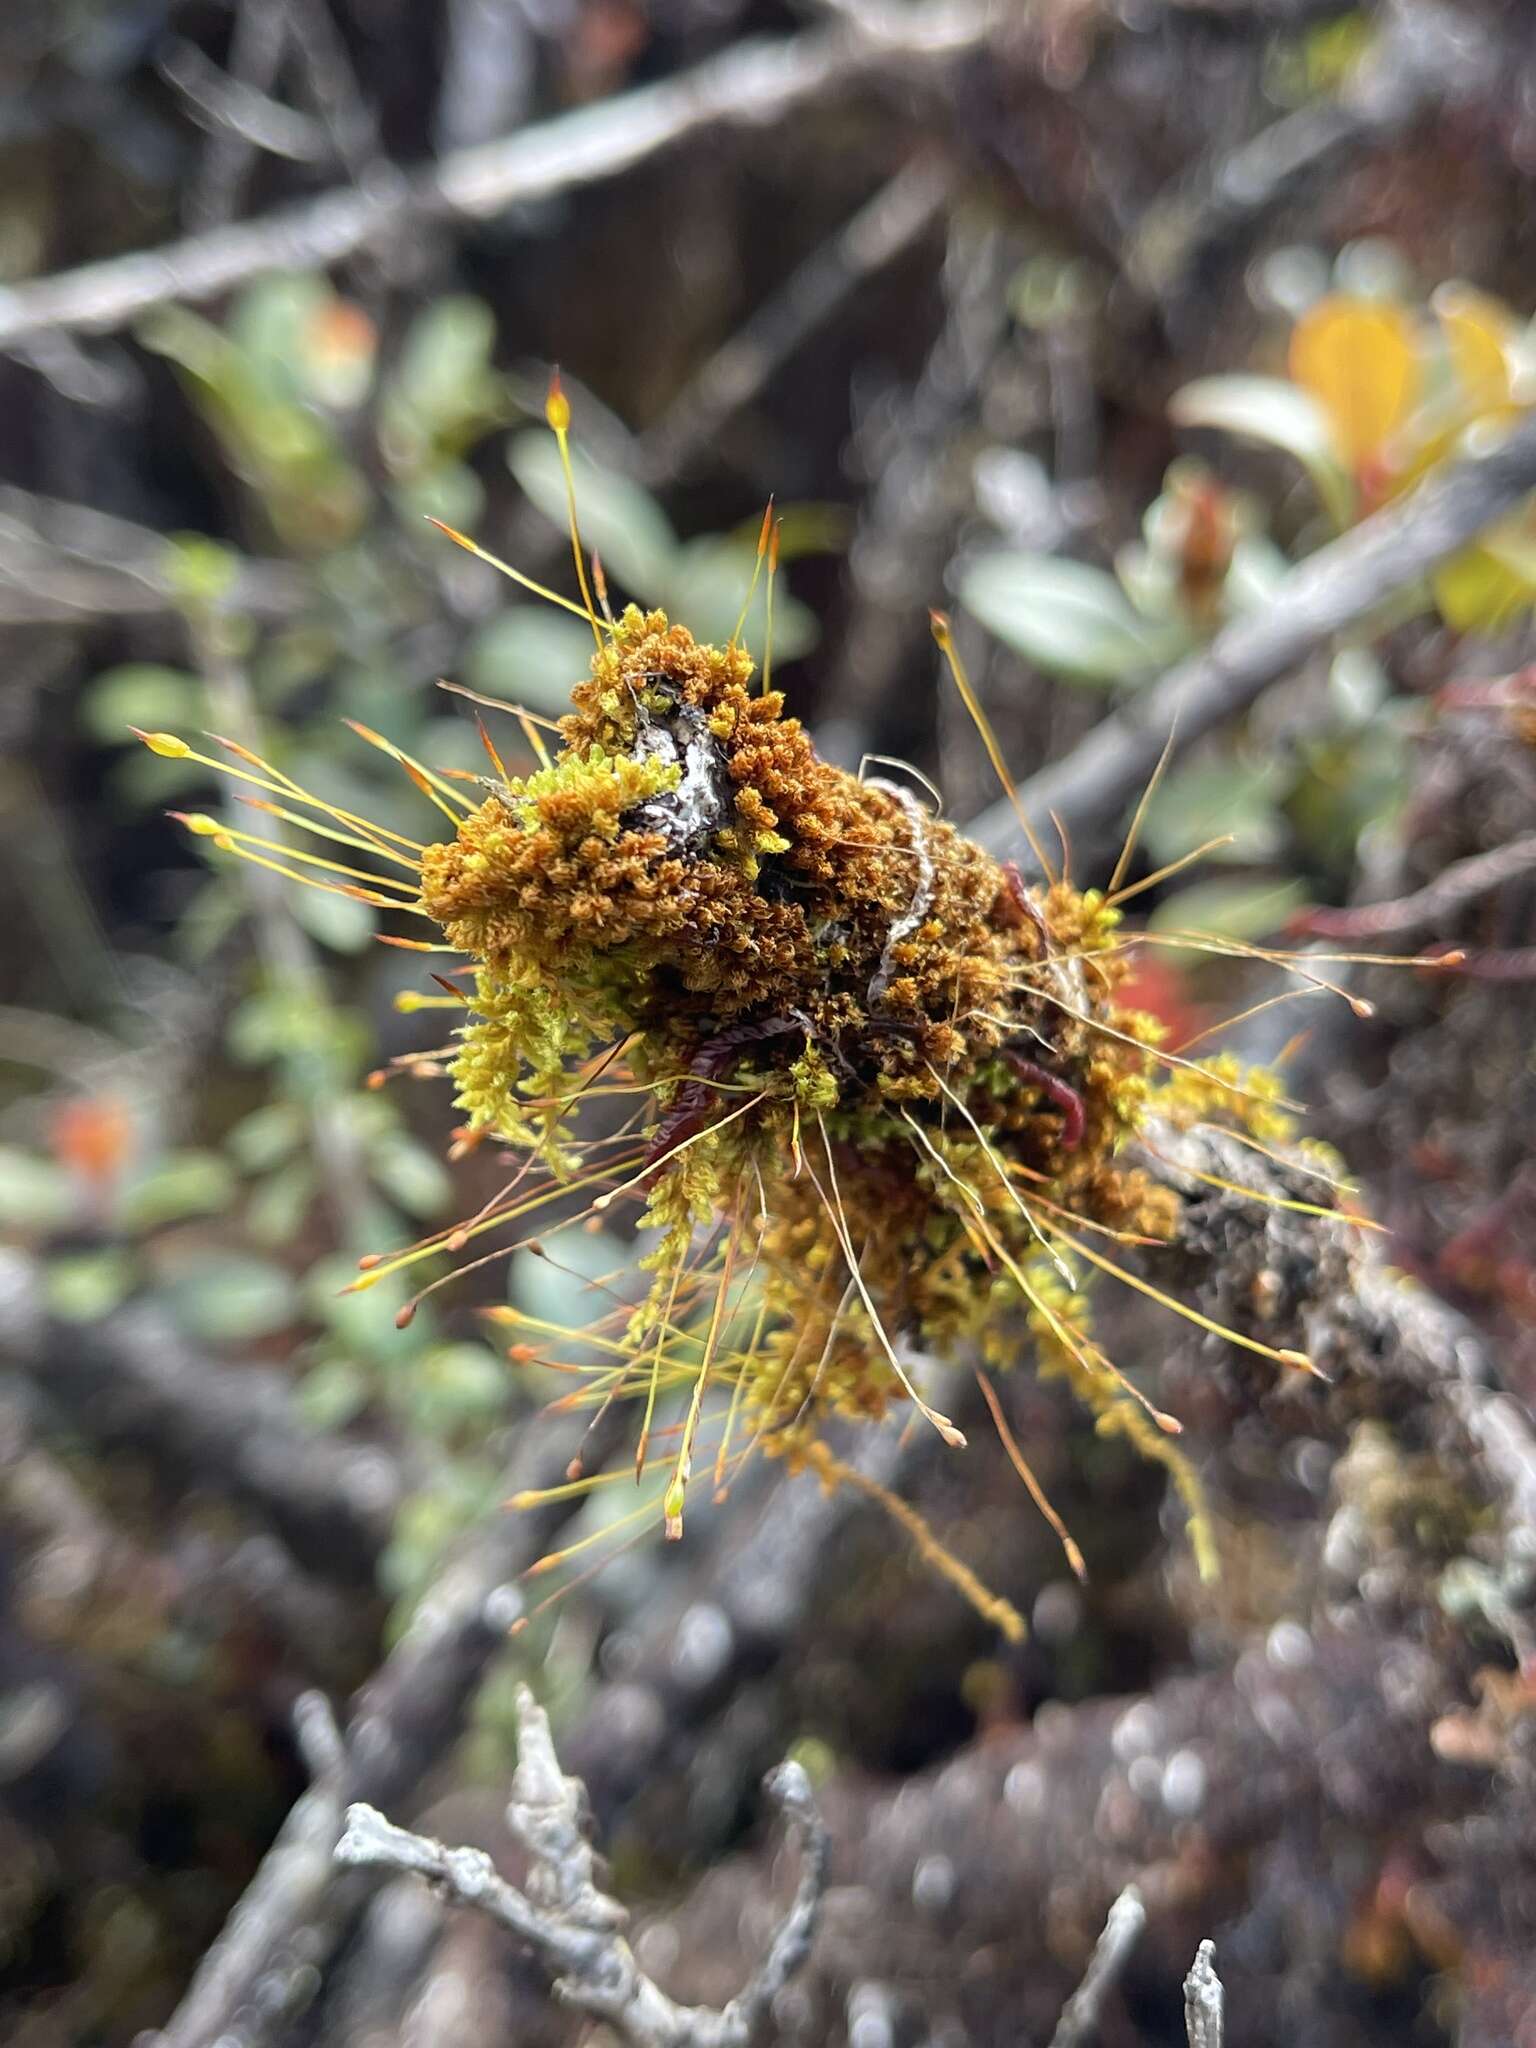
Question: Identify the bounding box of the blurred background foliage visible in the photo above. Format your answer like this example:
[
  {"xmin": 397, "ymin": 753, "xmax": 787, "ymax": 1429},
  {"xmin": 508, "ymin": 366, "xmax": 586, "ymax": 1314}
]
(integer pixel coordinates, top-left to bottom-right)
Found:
[{"xmin": 4, "ymin": 0, "xmax": 1536, "ymax": 2043}]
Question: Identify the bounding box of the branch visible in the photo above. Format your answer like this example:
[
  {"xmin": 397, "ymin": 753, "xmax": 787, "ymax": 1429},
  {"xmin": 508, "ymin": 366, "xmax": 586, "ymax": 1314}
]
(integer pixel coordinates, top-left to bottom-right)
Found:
[
  {"xmin": 970, "ymin": 407, "xmax": 1536, "ymax": 869},
  {"xmin": 1146, "ymin": 1119, "xmax": 1536, "ymax": 1561},
  {"xmin": 1293, "ymin": 828, "xmax": 1536, "ymax": 940},
  {"xmin": 335, "ymin": 1687, "xmax": 829, "ymax": 2048},
  {"xmin": 1183, "ymin": 1940, "xmax": 1225, "ymax": 2048},
  {"xmin": 1048, "ymin": 1885, "xmax": 1147, "ymax": 2048},
  {"xmin": 1126, "ymin": 0, "xmax": 1493, "ymax": 312},
  {"xmin": 0, "ymin": 485, "xmax": 304, "ymax": 623},
  {"xmin": 0, "ymin": 1250, "xmax": 399, "ymax": 1586},
  {"xmin": 636, "ymin": 155, "xmax": 953, "ymax": 486},
  {"xmin": 0, "ymin": 4, "xmax": 990, "ymax": 354},
  {"xmin": 146, "ymin": 1405, "xmax": 625, "ymax": 2048}
]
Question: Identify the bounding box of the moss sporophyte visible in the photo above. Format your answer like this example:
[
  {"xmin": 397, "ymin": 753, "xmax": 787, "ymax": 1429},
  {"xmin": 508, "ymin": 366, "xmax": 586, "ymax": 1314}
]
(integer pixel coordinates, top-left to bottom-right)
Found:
[{"xmin": 136, "ymin": 385, "xmax": 1432, "ymax": 1641}]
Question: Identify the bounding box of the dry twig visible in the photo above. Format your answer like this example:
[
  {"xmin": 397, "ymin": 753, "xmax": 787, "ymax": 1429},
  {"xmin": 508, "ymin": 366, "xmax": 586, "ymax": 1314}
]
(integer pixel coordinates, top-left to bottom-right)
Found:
[
  {"xmin": 1048, "ymin": 1885, "xmax": 1147, "ymax": 2048},
  {"xmin": 336, "ymin": 1686, "xmax": 829, "ymax": 2048},
  {"xmin": 0, "ymin": 4, "xmax": 991, "ymax": 355},
  {"xmin": 1183, "ymin": 1939, "xmax": 1225, "ymax": 2048}
]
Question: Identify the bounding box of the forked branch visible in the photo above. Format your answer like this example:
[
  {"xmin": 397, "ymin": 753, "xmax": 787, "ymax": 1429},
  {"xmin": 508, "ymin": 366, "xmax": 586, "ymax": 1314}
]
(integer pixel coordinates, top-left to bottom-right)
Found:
[{"xmin": 335, "ymin": 1685, "xmax": 829, "ymax": 2048}]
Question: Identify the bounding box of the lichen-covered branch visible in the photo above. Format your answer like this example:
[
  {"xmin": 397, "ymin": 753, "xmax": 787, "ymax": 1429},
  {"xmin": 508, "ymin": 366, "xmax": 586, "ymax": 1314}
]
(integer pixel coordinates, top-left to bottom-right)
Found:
[
  {"xmin": 335, "ymin": 1686, "xmax": 829, "ymax": 2048},
  {"xmin": 1048, "ymin": 1885, "xmax": 1147, "ymax": 2048},
  {"xmin": 1184, "ymin": 1940, "xmax": 1225, "ymax": 2048}
]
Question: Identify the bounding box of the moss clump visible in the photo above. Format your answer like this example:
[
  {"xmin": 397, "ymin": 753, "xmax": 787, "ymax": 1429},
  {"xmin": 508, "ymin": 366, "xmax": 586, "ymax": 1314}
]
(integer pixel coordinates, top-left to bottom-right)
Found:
[
  {"xmin": 151, "ymin": 597, "xmax": 1318, "ymax": 1628},
  {"xmin": 410, "ymin": 604, "xmax": 1312, "ymax": 1611}
]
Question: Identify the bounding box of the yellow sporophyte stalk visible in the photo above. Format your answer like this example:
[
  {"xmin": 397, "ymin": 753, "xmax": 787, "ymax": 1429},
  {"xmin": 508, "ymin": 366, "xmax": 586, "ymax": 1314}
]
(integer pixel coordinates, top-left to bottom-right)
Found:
[{"xmin": 139, "ymin": 398, "xmax": 1418, "ymax": 1635}]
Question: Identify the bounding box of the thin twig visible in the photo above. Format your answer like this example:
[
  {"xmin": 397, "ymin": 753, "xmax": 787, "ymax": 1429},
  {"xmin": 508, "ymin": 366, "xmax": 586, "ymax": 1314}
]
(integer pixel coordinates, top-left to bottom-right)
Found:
[
  {"xmin": 1183, "ymin": 1939, "xmax": 1224, "ymax": 2048},
  {"xmin": 970, "ymin": 408, "xmax": 1536, "ymax": 868},
  {"xmin": 1126, "ymin": 0, "xmax": 1492, "ymax": 315},
  {"xmin": 637, "ymin": 156, "xmax": 953, "ymax": 485},
  {"xmin": 1294, "ymin": 830, "xmax": 1536, "ymax": 940},
  {"xmin": 185, "ymin": 0, "xmax": 294, "ymax": 231},
  {"xmin": 0, "ymin": 485, "xmax": 303, "ymax": 623},
  {"xmin": 146, "ymin": 1405, "xmax": 625, "ymax": 2048},
  {"xmin": 0, "ymin": 4, "xmax": 991, "ymax": 354},
  {"xmin": 1048, "ymin": 1885, "xmax": 1147, "ymax": 2048},
  {"xmin": 159, "ymin": 38, "xmax": 329, "ymax": 167},
  {"xmin": 0, "ymin": 1248, "xmax": 399, "ymax": 1584},
  {"xmin": 335, "ymin": 1687, "xmax": 829, "ymax": 2048}
]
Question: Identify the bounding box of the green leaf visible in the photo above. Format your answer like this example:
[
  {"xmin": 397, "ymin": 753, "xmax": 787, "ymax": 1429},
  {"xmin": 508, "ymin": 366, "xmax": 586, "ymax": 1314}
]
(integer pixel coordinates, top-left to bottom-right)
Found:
[
  {"xmin": 44, "ymin": 1250, "xmax": 136, "ymax": 1324},
  {"xmin": 229, "ymin": 273, "xmax": 333, "ymax": 399},
  {"xmin": 414, "ymin": 1342, "xmax": 509, "ymax": 1427},
  {"xmin": 306, "ymin": 1250, "xmax": 433, "ymax": 1369},
  {"xmin": 507, "ymin": 431, "xmax": 678, "ymax": 600},
  {"xmin": 1141, "ymin": 753, "xmax": 1288, "ymax": 869},
  {"xmin": 510, "ymin": 1228, "xmax": 630, "ymax": 1367},
  {"xmin": 290, "ymin": 882, "xmax": 377, "ymax": 954},
  {"xmin": 81, "ymin": 665, "xmax": 203, "ymax": 744},
  {"xmin": 390, "ymin": 461, "xmax": 485, "ymax": 532},
  {"xmin": 0, "ymin": 1149, "xmax": 74, "ymax": 1234},
  {"xmin": 960, "ymin": 553, "xmax": 1172, "ymax": 684},
  {"xmin": 1223, "ymin": 535, "xmax": 1291, "ymax": 613},
  {"xmin": 466, "ymin": 608, "xmax": 602, "ymax": 718},
  {"xmin": 1149, "ymin": 874, "xmax": 1307, "ymax": 941},
  {"xmin": 161, "ymin": 1251, "xmax": 298, "ymax": 1344},
  {"xmin": 666, "ymin": 537, "xmax": 818, "ymax": 663},
  {"xmin": 226, "ymin": 1102, "xmax": 305, "ymax": 1173},
  {"xmin": 369, "ymin": 1132, "xmax": 451, "ymax": 1221},
  {"xmin": 246, "ymin": 1162, "xmax": 318, "ymax": 1248},
  {"xmin": 118, "ymin": 1150, "xmax": 237, "ymax": 1232},
  {"xmin": 1170, "ymin": 376, "xmax": 1354, "ymax": 529},
  {"xmin": 1432, "ymin": 528, "xmax": 1536, "ymax": 633},
  {"xmin": 296, "ymin": 1357, "xmax": 370, "ymax": 1433},
  {"xmin": 389, "ymin": 296, "xmax": 499, "ymax": 432}
]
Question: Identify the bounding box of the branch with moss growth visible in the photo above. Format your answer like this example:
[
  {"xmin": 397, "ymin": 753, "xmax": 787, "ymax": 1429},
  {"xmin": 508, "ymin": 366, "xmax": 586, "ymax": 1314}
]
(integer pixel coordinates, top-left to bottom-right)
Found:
[{"xmin": 335, "ymin": 1685, "xmax": 829, "ymax": 2048}]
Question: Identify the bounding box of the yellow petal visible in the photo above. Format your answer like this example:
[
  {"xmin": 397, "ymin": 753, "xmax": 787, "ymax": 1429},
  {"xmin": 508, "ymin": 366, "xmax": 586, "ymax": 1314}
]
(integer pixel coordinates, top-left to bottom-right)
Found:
[
  {"xmin": 1288, "ymin": 295, "xmax": 1421, "ymax": 469},
  {"xmin": 1431, "ymin": 512, "xmax": 1536, "ymax": 633},
  {"xmin": 1432, "ymin": 282, "xmax": 1517, "ymax": 417}
]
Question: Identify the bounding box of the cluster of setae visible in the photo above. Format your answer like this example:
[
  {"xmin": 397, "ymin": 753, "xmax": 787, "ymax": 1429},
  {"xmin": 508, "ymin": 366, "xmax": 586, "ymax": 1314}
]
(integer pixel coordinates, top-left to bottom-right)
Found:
[{"xmin": 136, "ymin": 383, "xmax": 1406, "ymax": 1640}]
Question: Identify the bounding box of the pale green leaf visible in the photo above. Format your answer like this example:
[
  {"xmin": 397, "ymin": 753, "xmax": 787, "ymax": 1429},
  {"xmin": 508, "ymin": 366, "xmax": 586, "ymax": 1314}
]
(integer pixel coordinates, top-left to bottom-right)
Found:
[
  {"xmin": 1170, "ymin": 376, "xmax": 1354, "ymax": 528},
  {"xmin": 960, "ymin": 552, "xmax": 1171, "ymax": 684},
  {"xmin": 0, "ymin": 1149, "xmax": 74, "ymax": 1234},
  {"xmin": 162, "ymin": 1251, "xmax": 298, "ymax": 1344},
  {"xmin": 81, "ymin": 665, "xmax": 202, "ymax": 744},
  {"xmin": 118, "ymin": 1150, "xmax": 237, "ymax": 1232},
  {"xmin": 1149, "ymin": 875, "xmax": 1307, "ymax": 941},
  {"xmin": 466, "ymin": 608, "xmax": 601, "ymax": 717},
  {"xmin": 507, "ymin": 432, "xmax": 677, "ymax": 600}
]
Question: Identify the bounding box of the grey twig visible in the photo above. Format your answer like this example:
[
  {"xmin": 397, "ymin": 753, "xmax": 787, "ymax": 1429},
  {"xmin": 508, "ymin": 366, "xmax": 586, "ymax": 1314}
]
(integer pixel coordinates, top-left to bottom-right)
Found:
[
  {"xmin": 0, "ymin": 1252, "xmax": 399, "ymax": 1586},
  {"xmin": 147, "ymin": 1406, "xmax": 625, "ymax": 2048},
  {"xmin": 971, "ymin": 408, "xmax": 1536, "ymax": 870},
  {"xmin": 184, "ymin": 0, "xmax": 294, "ymax": 231},
  {"xmin": 0, "ymin": 4, "xmax": 991, "ymax": 354},
  {"xmin": 0, "ymin": 485, "xmax": 304, "ymax": 623},
  {"xmin": 1127, "ymin": 1, "xmax": 1493, "ymax": 313},
  {"xmin": 1048, "ymin": 1885, "xmax": 1147, "ymax": 2048},
  {"xmin": 336, "ymin": 1687, "xmax": 829, "ymax": 2048},
  {"xmin": 277, "ymin": 0, "xmax": 384, "ymax": 191},
  {"xmin": 1295, "ymin": 829, "xmax": 1536, "ymax": 941},
  {"xmin": 637, "ymin": 156, "xmax": 953, "ymax": 485},
  {"xmin": 148, "ymin": 1693, "xmax": 350, "ymax": 2048},
  {"xmin": 159, "ymin": 38, "xmax": 330, "ymax": 166},
  {"xmin": 1183, "ymin": 1939, "xmax": 1224, "ymax": 2048}
]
